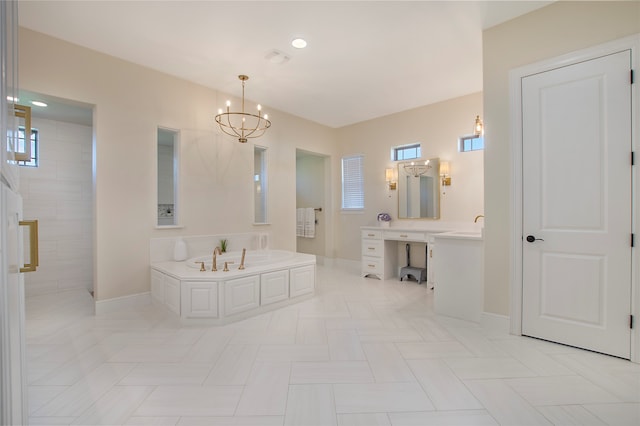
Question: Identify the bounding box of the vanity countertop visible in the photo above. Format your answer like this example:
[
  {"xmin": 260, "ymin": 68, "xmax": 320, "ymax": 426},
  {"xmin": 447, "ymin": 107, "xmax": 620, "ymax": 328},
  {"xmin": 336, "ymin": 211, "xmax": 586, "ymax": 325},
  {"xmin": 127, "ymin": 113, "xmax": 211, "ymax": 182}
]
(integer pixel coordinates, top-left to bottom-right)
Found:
[{"xmin": 361, "ymin": 224, "xmax": 483, "ymax": 241}]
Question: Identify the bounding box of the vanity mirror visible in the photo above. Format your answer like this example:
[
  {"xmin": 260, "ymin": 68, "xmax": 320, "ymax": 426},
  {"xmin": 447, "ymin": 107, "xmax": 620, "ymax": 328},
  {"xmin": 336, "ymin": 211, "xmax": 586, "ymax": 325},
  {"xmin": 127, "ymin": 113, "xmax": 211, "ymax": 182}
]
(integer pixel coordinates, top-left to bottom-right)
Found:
[{"xmin": 397, "ymin": 158, "xmax": 440, "ymax": 219}]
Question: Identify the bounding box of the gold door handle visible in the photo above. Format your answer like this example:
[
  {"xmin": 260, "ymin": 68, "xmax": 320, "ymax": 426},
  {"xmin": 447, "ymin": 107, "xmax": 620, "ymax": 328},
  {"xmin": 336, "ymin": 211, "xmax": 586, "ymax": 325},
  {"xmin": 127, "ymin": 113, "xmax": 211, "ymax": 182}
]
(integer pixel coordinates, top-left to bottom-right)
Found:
[
  {"xmin": 14, "ymin": 104, "xmax": 32, "ymax": 162},
  {"xmin": 19, "ymin": 220, "xmax": 39, "ymax": 273}
]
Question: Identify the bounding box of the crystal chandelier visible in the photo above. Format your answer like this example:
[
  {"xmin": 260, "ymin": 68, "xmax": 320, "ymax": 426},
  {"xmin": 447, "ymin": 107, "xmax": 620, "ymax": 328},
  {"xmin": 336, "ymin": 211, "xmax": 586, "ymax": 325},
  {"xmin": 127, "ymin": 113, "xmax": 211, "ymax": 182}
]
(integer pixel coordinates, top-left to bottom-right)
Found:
[
  {"xmin": 215, "ymin": 75, "xmax": 271, "ymax": 143},
  {"xmin": 404, "ymin": 160, "xmax": 431, "ymax": 177}
]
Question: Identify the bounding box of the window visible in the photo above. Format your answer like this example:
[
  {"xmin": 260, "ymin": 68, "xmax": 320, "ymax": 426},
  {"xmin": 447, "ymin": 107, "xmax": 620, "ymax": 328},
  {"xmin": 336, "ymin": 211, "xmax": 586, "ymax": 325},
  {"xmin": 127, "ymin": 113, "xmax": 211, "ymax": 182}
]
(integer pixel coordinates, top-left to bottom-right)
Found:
[
  {"xmin": 392, "ymin": 143, "xmax": 421, "ymax": 161},
  {"xmin": 254, "ymin": 145, "xmax": 268, "ymax": 223},
  {"xmin": 341, "ymin": 155, "xmax": 364, "ymax": 210},
  {"xmin": 17, "ymin": 127, "xmax": 38, "ymax": 167},
  {"xmin": 459, "ymin": 135, "xmax": 484, "ymax": 152}
]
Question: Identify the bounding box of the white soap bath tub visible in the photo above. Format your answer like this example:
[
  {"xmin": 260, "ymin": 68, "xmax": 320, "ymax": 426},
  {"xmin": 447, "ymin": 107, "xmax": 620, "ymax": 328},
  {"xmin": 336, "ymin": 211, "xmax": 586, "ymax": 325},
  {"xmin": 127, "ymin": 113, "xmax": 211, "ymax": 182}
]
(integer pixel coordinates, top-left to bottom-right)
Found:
[
  {"xmin": 151, "ymin": 249, "xmax": 315, "ymax": 324},
  {"xmin": 186, "ymin": 249, "xmax": 296, "ymax": 270}
]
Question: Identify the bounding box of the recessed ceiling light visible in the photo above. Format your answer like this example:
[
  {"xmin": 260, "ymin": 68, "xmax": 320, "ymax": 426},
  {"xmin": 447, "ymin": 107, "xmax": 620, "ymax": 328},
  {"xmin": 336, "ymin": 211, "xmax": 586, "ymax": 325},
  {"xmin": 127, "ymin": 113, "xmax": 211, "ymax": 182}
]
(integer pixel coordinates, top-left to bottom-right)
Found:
[
  {"xmin": 31, "ymin": 101, "xmax": 47, "ymax": 107},
  {"xmin": 291, "ymin": 38, "xmax": 307, "ymax": 49}
]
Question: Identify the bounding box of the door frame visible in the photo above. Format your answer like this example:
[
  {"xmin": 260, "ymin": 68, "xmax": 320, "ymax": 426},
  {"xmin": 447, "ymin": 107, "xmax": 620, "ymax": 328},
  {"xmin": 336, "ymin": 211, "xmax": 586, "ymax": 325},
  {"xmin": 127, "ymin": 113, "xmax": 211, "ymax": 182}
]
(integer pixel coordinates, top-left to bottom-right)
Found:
[{"xmin": 509, "ymin": 34, "xmax": 640, "ymax": 362}]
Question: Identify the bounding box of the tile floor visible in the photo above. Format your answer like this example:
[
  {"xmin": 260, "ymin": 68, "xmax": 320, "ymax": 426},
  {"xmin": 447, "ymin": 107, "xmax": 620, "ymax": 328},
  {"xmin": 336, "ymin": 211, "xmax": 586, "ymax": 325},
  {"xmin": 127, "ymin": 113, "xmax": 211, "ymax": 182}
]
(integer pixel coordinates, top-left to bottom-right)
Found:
[{"xmin": 25, "ymin": 263, "xmax": 640, "ymax": 425}]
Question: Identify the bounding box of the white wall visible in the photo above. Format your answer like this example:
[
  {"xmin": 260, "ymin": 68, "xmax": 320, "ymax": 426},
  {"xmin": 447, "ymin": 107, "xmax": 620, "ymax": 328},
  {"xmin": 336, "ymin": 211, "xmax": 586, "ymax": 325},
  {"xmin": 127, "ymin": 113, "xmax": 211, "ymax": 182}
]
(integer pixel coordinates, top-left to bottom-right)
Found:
[
  {"xmin": 483, "ymin": 1, "xmax": 640, "ymax": 316},
  {"xmin": 19, "ymin": 27, "xmax": 336, "ymax": 302},
  {"xmin": 333, "ymin": 92, "xmax": 484, "ymax": 261},
  {"xmin": 19, "ymin": 117, "xmax": 93, "ymax": 296}
]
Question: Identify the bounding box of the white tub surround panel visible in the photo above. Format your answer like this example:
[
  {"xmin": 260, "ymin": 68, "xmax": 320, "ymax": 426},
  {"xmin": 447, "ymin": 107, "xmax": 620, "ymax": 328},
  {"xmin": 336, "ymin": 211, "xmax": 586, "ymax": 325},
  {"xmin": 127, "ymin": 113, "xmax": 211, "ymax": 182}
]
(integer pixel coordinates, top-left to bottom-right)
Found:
[{"xmin": 151, "ymin": 249, "xmax": 315, "ymax": 324}]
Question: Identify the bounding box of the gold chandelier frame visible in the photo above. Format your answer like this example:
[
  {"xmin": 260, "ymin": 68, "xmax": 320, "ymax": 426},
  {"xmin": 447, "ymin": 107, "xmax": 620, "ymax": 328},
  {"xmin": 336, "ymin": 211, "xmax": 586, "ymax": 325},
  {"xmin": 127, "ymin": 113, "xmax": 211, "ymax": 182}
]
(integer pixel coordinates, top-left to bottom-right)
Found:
[{"xmin": 215, "ymin": 75, "xmax": 271, "ymax": 143}]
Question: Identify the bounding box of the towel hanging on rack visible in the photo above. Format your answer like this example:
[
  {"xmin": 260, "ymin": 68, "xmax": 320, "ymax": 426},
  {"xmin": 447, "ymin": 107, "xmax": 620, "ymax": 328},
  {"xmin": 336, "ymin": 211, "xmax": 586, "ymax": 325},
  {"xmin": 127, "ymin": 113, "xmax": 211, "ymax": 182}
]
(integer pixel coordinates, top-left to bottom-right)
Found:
[
  {"xmin": 304, "ymin": 207, "xmax": 315, "ymax": 238},
  {"xmin": 296, "ymin": 208, "xmax": 305, "ymax": 237}
]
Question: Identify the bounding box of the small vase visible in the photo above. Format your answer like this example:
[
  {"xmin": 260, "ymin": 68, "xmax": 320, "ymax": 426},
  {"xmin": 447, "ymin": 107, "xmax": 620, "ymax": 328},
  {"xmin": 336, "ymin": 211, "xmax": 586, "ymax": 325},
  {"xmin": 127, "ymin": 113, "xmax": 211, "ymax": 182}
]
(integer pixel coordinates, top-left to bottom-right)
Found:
[
  {"xmin": 379, "ymin": 221, "xmax": 390, "ymax": 228},
  {"xmin": 173, "ymin": 238, "xmax": 188, "ymax": 261}
]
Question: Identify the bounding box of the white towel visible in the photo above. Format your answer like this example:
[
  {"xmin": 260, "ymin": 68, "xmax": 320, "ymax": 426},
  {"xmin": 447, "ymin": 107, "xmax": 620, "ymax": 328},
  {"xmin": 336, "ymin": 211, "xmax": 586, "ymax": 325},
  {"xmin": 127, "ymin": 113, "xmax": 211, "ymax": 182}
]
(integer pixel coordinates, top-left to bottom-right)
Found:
[
  {"xmin": 304, "ymin": 207, "xmax": 315, "ymax": 238},
  {"xmin": 296, "ymin": 208, "xmax": 305, "ymax": 237}
]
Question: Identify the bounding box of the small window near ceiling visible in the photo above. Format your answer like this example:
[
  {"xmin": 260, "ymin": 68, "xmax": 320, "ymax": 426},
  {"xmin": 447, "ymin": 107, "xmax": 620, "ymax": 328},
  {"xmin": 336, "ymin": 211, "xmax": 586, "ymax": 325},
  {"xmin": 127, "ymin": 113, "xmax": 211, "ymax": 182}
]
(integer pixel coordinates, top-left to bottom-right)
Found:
[
  {"xmin": 459, "ymin": 135, "xmax": 484, "ymax": 152},
  {"xmin": 391, "ymin": 143, "xmax": 421, "ymax": 161},
  {"xmin": 17, "ymin": 127, "xmax": 38, "ymax": 167},
  {"xmin": 341, "ymin": 154, "xmax": 364, "ymax": 210}
]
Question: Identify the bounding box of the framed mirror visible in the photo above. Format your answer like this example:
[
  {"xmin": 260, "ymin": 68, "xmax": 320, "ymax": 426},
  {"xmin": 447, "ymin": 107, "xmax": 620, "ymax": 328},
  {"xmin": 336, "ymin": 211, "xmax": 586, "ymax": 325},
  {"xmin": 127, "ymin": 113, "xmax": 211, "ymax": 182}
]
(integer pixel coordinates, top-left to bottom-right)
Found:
[
  {"xmin": 157, "ymin": 127, "xmax": 179, "ymax": 226},
  {"xmin": 397, "ymin": 158, "xmax": 440, "ymax": 219}
]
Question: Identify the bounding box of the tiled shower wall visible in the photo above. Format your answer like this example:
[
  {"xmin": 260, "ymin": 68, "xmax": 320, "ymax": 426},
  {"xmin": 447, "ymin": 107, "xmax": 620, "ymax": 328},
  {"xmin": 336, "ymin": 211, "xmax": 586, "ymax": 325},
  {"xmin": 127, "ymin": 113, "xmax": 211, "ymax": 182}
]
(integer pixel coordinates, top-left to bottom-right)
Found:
[{"xmin": 19, "ymin": 117, "xmax": 93, "ymax": 296}]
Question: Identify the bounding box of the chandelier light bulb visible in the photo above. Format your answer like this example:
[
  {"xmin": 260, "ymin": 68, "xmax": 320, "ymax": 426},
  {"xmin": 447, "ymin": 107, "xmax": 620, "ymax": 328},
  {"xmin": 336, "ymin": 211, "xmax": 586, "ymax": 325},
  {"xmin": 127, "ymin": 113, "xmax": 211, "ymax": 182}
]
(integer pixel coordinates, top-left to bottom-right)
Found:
[
  {"xmin": 218, "ymin": 108, "xmax": 223, "ymax": 115},
  {"xmin": 257, "ymin": 104, "xmax": 262, "ymax": 111},
  {"xmin": 226, "ymin": 100, "xmax": 231, "ymax": 107}
]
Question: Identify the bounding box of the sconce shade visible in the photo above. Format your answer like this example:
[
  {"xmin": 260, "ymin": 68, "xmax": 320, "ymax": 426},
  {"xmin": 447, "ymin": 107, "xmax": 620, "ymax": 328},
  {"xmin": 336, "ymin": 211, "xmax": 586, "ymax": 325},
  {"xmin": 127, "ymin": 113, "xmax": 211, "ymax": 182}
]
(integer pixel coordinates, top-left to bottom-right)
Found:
[
  {"xmin": 474, "ymin": 115, "xmax": 483, "ymax": 136},
  {"xmin": 440, "ymin": 161, "xmax": 450, "ymax": 176},
  {"xmin": 385, "ymin": 168, "xmax": 397, "ymax": 190},
  {"xmin": 385, "ymin": 168, "xmax": 394, "ymax": 181}
]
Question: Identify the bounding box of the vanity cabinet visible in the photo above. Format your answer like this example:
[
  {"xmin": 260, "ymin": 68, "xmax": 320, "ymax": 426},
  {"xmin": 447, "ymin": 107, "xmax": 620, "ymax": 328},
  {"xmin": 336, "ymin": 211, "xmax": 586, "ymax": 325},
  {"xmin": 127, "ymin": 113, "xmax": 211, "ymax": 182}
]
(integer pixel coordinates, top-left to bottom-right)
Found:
[
  {"xmin": 361, "ymin": 229, "xmax": 385, "ymax": 278},
  {"xmin": 361, "ymin": 227, "xmax": 435, "ymax": 283},
  {"xmin": 261, "ymin": 269, "xmax": 289, "ymax": 306},
  {"xmin": 433, "ymin": 235, "xmax": 483, "ymax": 322},
  {"xmin": 225, "ymin": 275, "xmax": 260, "ymax": 316}
]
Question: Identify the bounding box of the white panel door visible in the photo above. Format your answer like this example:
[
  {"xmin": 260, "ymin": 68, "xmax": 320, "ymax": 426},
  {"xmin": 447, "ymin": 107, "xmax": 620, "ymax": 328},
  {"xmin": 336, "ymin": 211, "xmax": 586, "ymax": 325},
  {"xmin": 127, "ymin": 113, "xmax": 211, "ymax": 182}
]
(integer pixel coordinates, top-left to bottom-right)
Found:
[{"xmin": 522, "ymin": 50, "xmax": 632, "ymax": 358}]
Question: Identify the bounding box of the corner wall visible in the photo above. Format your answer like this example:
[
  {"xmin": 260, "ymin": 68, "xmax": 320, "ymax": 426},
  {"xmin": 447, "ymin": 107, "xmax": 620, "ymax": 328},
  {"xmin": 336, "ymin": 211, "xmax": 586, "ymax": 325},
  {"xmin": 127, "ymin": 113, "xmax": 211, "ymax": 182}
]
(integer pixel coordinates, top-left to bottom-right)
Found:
[
  {"xmin": 483, "ymin": 1, "xmax": 640, "ymax": 315},
  {"xmin": 19, "ymin": 28, "xmax": 336, "ymax": 302},
  {"xmin": 333, "ymin": 92, "xmax": 484, "ymax": 261}
]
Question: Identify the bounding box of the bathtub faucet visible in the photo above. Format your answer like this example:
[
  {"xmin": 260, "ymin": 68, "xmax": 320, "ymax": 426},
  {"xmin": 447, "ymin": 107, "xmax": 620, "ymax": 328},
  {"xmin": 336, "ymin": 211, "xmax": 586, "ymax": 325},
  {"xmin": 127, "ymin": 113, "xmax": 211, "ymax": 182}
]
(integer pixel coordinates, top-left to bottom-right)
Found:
[
  {"xmin": 239, "ymin": 248, "xmax": 246, "ymax": 270},
  {"xmin": 212, "ymin": 247, "xmax": 222, "ymax": 271}
]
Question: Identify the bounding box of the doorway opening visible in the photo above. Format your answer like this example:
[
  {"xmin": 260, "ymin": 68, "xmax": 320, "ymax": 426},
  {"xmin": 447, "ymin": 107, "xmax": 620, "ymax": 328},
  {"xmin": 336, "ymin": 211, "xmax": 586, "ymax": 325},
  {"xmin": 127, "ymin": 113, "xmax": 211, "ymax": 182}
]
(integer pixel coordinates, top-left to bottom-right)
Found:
[
  {"xmin": 296, "ymin": 149, "xmax": 330, "ymax": 261},
  {"xmin": 17, "ymin": 90, "xmax": 95, "ymax": 298}
]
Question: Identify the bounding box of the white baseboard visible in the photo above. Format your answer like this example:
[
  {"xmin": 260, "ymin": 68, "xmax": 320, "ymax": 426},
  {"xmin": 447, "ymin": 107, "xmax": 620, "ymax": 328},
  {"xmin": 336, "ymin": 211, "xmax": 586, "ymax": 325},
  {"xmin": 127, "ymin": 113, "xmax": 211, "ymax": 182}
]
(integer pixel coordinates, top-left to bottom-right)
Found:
[
  {"xmin": 95, "ymin": 292, "xmax": 151, "ymax": 315},
  {"xmin": 480, "ymin": 312, "xmax": 510, "ymax": 333}
]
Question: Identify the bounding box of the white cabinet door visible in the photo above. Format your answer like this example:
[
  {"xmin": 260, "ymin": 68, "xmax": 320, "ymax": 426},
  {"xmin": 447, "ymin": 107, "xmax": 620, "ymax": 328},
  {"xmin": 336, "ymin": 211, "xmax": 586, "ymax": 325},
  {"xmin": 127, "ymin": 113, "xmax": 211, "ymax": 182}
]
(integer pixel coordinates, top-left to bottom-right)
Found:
[
  {"xmin": 225, "ymin": 275, "xmax": 260, "ymax": 316},
  {"xmin": 261, "ymin": 270, "xmax": 289, "ymax": 306},
  {"xmin": 181, "ymin": 281, "xmax": 218, "ymax": 318},
  {"xmin": 290, "ymin": 265, "xmax": 315, "ymax": 298}
]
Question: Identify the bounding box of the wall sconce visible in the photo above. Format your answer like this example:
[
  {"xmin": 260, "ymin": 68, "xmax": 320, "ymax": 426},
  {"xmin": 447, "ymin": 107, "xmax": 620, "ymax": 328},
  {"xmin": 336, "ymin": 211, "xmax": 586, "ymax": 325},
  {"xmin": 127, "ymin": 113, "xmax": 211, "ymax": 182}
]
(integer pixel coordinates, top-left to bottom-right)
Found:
[
  {"xmin": 440, "ymin": 161, "xmax": 451, "ymax": 186},
  {"xmin": 385, "ymin": 168, "xmax": 397, "ymax": 190},
  {"xmin": 474, "ymin": 115, "xmax": 484, "ymax": 136}
]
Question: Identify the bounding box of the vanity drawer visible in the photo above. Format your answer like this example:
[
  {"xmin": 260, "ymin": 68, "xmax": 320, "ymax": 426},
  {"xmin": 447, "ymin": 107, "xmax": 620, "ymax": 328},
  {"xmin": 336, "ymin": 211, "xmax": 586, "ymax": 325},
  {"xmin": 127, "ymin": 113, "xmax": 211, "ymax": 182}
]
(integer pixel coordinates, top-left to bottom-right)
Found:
[
  {"xmin": 362, "ymin": 239, "xmax": 383, "ymax": 257},
  {"xmin": 383, "ymin": 230, "xmax": 427, "ymax": 242},
  {"xmin": 361, "ymin": 229, "xmax": 383, "ymax": 240},
  {"xmin": 361, "ymin": 257, "xmax": 382, "ymax": 275}
]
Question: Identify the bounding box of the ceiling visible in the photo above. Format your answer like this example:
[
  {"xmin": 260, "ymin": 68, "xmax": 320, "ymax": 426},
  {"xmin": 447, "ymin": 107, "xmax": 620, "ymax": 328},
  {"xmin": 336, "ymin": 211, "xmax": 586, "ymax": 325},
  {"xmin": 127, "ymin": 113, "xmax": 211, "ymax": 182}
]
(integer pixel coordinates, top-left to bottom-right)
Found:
[{"xmin": 18, "ymin": 1, "xmax": 552, "ymax": 128}]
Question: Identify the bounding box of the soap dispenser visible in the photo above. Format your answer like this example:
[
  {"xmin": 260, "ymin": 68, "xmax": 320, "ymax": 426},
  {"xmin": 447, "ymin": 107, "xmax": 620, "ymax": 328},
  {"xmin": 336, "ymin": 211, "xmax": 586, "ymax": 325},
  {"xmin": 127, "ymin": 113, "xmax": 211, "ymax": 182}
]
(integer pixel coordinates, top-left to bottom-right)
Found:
[{"xmin": 173, "ymin": 238, "xmax": 188, "ymax": 261}]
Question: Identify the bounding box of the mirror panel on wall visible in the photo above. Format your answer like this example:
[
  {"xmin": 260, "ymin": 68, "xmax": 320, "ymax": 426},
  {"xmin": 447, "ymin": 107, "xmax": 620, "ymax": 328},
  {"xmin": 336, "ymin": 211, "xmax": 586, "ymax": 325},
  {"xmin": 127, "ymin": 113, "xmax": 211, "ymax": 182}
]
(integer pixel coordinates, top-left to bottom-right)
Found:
[
  {"xmin": 397, "ymin": 158, "xmax": 440, "ymax": 219},
  {"xmin": 157, "ymin": 127, "xmax": 179, "ymax": 226},
  {"xmin": 254, "ymin": 145, "xmax": 268, "ymax": 224}
]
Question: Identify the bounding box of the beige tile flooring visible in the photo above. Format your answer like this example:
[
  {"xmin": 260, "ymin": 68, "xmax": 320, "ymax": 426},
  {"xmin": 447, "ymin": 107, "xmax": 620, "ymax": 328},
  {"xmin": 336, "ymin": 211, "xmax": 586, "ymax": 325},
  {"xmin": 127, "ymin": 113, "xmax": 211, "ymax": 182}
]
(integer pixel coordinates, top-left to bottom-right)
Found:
[{"xmin": 25, "ymin": 263, "xmax": 640, "ymax": 425}]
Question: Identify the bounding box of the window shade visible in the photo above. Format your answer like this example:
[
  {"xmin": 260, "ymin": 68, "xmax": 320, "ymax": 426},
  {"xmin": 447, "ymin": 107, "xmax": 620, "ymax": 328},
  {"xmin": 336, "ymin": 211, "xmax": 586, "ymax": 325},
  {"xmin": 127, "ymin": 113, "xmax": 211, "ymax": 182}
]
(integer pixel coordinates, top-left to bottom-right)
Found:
[{"xmin": 342, "ymin": 155, "xmax": 364, "ymax": 209}]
